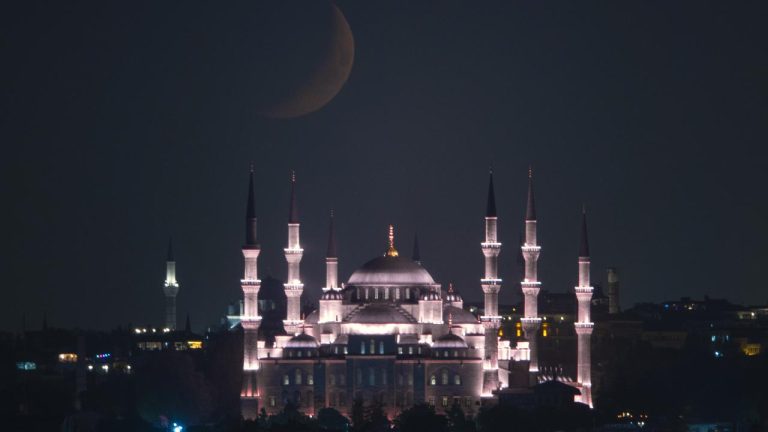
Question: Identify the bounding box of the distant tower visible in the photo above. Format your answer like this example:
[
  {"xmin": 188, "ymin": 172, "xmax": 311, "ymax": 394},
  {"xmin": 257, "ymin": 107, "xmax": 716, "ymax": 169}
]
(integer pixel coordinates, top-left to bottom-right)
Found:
[
  {"xmin": 283, "ymin": 171, "xmax": 304, "ymax": 335},
  {"xmin": 607, "ymin": 268, "xmax": 620, "ymax": 314},
  {"xmin": 520, "ymin": 167, "xmax": 542, "ymax": 374},
  {"xmin": 163, "ymin": 238, "xmax": 179, "ymax": 330},
  {"xmin": 241, "ymin": 165, "xmax": 262, "ymax": 419},
  {"xmin": 574, "ymin": 208, "xmax": 594, "ymax": 408},
  {"xmin": 480, "ymin": 170, "xmax": 502, "ymax": 395}
]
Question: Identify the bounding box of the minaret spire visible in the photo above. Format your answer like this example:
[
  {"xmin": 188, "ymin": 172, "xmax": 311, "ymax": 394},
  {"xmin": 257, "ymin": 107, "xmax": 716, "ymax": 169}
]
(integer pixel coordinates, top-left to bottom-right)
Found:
[
  {"xmin": 574, "ymin": 207, "xmax": 595, "ymax": 407},
  {"xmin": 412, "ymin": 233, "xmax": 421, "ymax": 264},
  {"xmin": 163, "ymin": 236, "xmax": 179, "ymax": 331},
  {"xmin": 486, "ymin": 168, "xmax": 497, "ymax": 217},
  {"xmin": 283, "ymin": 170, "xmax": 304, "ymax": 335},
  {"xmin": 324, "ymin": 210, "xmax": 339, "ymax": 291},
  {"xmin": 480, "ymin": 169, "xmax": 502, "ymax": 396},
  {"xmin": 521, "ymin": 166, "xmax": 542, "ymax": 375},
  {"xmin": 240, "ymin": 166, "xmax": 263, "ymax": 418},
  {"xmin": 288, "ymin": 169, "xmax": 298, "ymax": 224},
  {"xmin": 245, "ymin": 164, "xmax": 258, "ymax": 247},
  {"xmin": 526, "ymin": 166, "xmax": 536, "ymax": 221}
]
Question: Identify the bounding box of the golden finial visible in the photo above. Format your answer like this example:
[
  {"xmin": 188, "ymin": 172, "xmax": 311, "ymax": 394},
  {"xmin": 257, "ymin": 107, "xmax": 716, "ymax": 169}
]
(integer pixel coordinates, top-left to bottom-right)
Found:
[
  {"xmin": 448, "ymin": 311, "xmax": 453, "ymax": 327},
  {"xmin": 385, "ymin": 224, "xmax": 399, "ymax": 257},
  {"xmin": 448, "ymin": 283, "xmax": 454, "ymax": 293},
  {"xmin": 528, "ymin": 165, "xmax": 533, "ymax": 179}
]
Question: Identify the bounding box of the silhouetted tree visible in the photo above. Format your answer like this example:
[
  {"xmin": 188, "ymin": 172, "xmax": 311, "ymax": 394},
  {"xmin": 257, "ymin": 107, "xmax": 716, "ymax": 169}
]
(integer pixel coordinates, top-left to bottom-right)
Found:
[
  {"xmin": 446, "ymin": 403, "xmax": 475, "ymax": 432},
  {"xmin": 394, "ymin": 403, "xmax": 446, "ymax": 432},
  {"xmin": 317, "ymin": 407, "xmax": 349, "ymax": 431}
]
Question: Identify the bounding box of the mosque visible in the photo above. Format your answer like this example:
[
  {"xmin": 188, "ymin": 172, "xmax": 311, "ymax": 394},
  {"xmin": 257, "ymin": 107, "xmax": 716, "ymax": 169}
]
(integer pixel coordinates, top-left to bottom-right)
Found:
[{"xmin": 236, "ymin": 169, "xmax": 594, "ymax": 419}]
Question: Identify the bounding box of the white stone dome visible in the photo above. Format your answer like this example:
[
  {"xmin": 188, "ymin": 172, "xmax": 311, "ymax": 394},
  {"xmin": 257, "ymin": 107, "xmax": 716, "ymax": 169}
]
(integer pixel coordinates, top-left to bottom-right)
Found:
[{"xmin": 348, "ymin": 256, "xmax": 436, "ymax": 286}]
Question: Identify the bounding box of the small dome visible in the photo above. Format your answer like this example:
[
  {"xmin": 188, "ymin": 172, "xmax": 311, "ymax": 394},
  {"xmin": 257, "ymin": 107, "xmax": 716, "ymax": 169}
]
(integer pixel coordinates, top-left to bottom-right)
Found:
[
  {"xmin": 348, "ymin": 256, "xmax": 436, "ymax": 286},
  {"xmin": 433, "ymin": 331, "xmax": 468, "ymax": 348},
  {"xmin": 285, "ymin": 332, "xmax": 319, "ymax": 349},
  {"xmin": 444, "ymin": 283, "xmax": 463, "ymax": 302}
]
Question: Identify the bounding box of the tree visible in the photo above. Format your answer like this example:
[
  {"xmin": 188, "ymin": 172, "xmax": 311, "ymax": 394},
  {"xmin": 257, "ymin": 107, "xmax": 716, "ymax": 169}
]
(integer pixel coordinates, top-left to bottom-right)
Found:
[
  {"xmin": 394, "ymin": 403, "xmax": 446, "ymax": 432},
  {"xmin": 446, "ymin": 403, "xmax": 475, "ymax": 432}
]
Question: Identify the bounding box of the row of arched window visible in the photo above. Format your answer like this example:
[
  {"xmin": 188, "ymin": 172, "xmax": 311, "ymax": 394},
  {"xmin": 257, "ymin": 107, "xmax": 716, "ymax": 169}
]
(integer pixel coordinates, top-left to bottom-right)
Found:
[
  {"xmin": 360, "ymin": 340, "xmax": 385, "ymax": 354},
  {"xmin": 282, "ymin": 368, "xmax": 314, "ymax": 386},
  {"xmin": 355, "ymin": 287, "xmax": 418, "ymax": 301},
  {"xmin": 429, "ymin": 370, "xmax": 462, "ymax": 386}
]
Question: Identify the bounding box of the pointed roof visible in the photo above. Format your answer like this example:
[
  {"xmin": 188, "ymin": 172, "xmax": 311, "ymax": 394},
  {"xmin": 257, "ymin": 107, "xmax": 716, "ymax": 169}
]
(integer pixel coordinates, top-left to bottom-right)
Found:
[
  {"xmin": 245, "ymin": 165, "xmax": 258, "ymax": 247},
  {"xmin": 486, "ymin": 169, "xmax": 497, "ymax": 217},
  {"xmin": 326, "ymin": 210, "xmax": 337, "ymax": 258},
  {"xmin": 579, "ymin": 206, "xmax": 590, "ymax": 257},
  {"xmin": 412, "ymin": 233, "xmax": 421, "ymax": 263},
  {"xmin": 526, "ymin": 166, "xmax": 536, "ymax": 221},
  {"xmin": 166, "ymin": 237, "xmax": 174, "ymax": 261},
  {"xmin": 288, "ymin": 170, "xmax": 299, "ymax": 224}
]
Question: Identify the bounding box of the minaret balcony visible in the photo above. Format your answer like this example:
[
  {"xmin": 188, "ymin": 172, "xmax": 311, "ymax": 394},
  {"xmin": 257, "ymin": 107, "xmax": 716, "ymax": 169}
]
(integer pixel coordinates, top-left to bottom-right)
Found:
[
  {"xmin": 284, "ymin": 282, "xmax": 304, "ymax": 292},
  {"xmin": 481, "ymin": 242, "xmax": 501, "ymax": 249},
  {"xmin": 521, "ymin": 245, "xmax": 540, "ymax": 252},
  {"xmin": 241, "ymin": 279, "xmax": 262, "ymax": 286}
]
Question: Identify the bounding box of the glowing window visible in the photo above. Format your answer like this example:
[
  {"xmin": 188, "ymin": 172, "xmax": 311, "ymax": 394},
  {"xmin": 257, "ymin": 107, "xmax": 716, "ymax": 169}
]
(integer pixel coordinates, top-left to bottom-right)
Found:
[
  {"xmin": 361, "ymin": 341, "xmax": 366, "ymax": 354},
  {"xmin": 430, "ymin": 375, "xmax": 436, "ymax": 385},
  {"xmin": 308, "ymin": 374, "xmax": 314, "ymax": 385},
  {"xmin": 283, "ymin": 374, "xmax": 290, "ymax": 385},
  {"xmin": 442, "ymin": 396, "xmax": 449, "ymax": 407},
  {"xmin": 269, "ymin": 396, "xmax": 276, "ymax": 407},
  {"xmin": 398, "ymin": 347, "xmax": 403, "ymax": 355},
  {"xmin": 370, "ymin": 340, "xmax": 375, "ymax": 354},
  {"xmin": 408, "ymin": 346, "xmax": 413, "ymax": 355},
  {"xmin": 379, "ymin": 341, "xmax": 384, "ymax": 354},
  {"xmin": 454, "ymin": 374, "xmax": 461, "ymax": 385}
]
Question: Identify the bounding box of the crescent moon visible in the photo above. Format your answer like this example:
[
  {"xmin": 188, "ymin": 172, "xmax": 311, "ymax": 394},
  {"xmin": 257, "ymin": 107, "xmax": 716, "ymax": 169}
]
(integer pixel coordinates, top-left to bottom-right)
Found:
[{"xmin": 263, "ymin": 5, "xmax": 354, "ymax": 119}]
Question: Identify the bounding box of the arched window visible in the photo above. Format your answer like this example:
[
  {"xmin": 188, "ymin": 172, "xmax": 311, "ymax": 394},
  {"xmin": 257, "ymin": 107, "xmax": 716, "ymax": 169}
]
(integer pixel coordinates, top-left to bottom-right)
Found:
[
  {"xmin": 379, "ymin": 341, "xmax": 384, "ymax": 354},
  {"xmin": 308, "ymin": 374, "xmax": 314, "ymax": 385},
  {"xmin": 330, "ymin": 374, "xmax": 336, "ymax": 386},
  {"xmin": 430, "ymin": 375, "xmax": 436, "ymax": 385},
  {"xmin": 283, "ymin": 374, "xmax": 290, "ymax": 385},
  {"xmin": 370, "ymin": 339, "xmax": 375, "ymax": 354},
  {"xmin": 361, "ymin": 341, "xmax": 366, "ymax": 354},
  {"xmin": 297, "ymin": 350, "xmax": 302, "ymax": 358},
  {"xmin": 295, "ymin": 369, "xmax": 302, "ymax": 385},
  {"xmin": 441, "ymin": 370, "xmax": 449, "ymax": 385},
  {"xmin": 454, "ymin": 374, "xmax": 461, "ymax": 385}
]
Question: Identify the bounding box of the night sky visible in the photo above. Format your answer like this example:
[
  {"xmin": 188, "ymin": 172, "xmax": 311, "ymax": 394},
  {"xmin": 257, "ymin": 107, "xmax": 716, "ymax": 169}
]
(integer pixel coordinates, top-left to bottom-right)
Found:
[{"xmin": 3, "ymin": 1, "xmax": 767, "ymax": 331}]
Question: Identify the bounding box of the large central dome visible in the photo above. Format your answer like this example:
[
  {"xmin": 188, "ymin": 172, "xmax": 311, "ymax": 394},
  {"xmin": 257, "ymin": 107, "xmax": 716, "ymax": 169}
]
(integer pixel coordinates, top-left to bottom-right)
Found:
[{"xmin": 348, "ymin": 255, "xmax": 436, "ymax": 285}]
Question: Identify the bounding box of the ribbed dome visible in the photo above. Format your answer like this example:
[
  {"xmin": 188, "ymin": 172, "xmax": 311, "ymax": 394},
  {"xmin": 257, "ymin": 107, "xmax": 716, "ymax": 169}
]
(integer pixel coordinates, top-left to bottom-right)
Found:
[
  {"xmin": 433, "ymin": 331, "xmax": 468, "ymax": 348},
  {"xmin": 348, "ymin": 256, "xmax": 436, "ymax": 286},
  {"xmin": 285, "ymin": 332, "xmax": 319, "ymax": 348}
]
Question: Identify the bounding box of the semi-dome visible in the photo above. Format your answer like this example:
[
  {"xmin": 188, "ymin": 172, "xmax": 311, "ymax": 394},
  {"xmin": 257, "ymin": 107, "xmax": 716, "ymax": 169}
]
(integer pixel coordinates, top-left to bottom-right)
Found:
[
  {"xmin": 348, "ymin": 255, "xmax": 436, "ymax": 286},
  {"xmin": 443, "ymin": 305, "xmax": 479, "ymax": 324},
  {"xmin": 285, "ymin": 332, "xmax": 319, "ymax": 348},
  {"xmin": 433, "ymin": 331, "xmax": 468, "ymax": 348}
]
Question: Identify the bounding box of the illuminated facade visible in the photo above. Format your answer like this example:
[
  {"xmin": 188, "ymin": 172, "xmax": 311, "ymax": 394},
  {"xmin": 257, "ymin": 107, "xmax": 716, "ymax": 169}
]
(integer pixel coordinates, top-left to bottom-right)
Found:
[{"xmin": 237, "ymin": 169, "xmax": 594, "ymax": 419}]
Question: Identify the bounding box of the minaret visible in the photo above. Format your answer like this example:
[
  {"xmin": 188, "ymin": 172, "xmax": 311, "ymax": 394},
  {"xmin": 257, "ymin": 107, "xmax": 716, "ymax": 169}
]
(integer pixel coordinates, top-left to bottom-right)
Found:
[
  {"xmin": 324, "ymin": 210, "xmax": 339, "ymax": 291},
  {"xmin": 574, "ymin": 208, "xmax": 594, "ymax": 407},
  {"xmin": 480, "ymin": 170, "xmax": 502, "ymax": 395},
  {"xmin": 241, "ymin": 165, "xmax": 262, "ymax": 418},
  {"xmin": 283, "ymin": 170, "xmax": 304, "ymax": 335},
  {"xmin": 607, "ymin": 268, "xmax": 620, "ymax": 314},
  {"xmin": 319, "ymin": 210, "xmax": 343, "ymax": 324},
  {"xmin": 520, "ymin": 167, "xmax": 542, "ymax": 374},
  {"xmin": 162, "ymin": 238, "xmax": 179, "ymax": 331}
]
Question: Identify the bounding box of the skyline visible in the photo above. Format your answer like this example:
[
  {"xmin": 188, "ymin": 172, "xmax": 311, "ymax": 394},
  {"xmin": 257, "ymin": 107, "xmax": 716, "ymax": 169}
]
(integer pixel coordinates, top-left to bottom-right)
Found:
[{"xmin": 3, "ymin": 0, "xmax": 767, "ymax": 331}]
